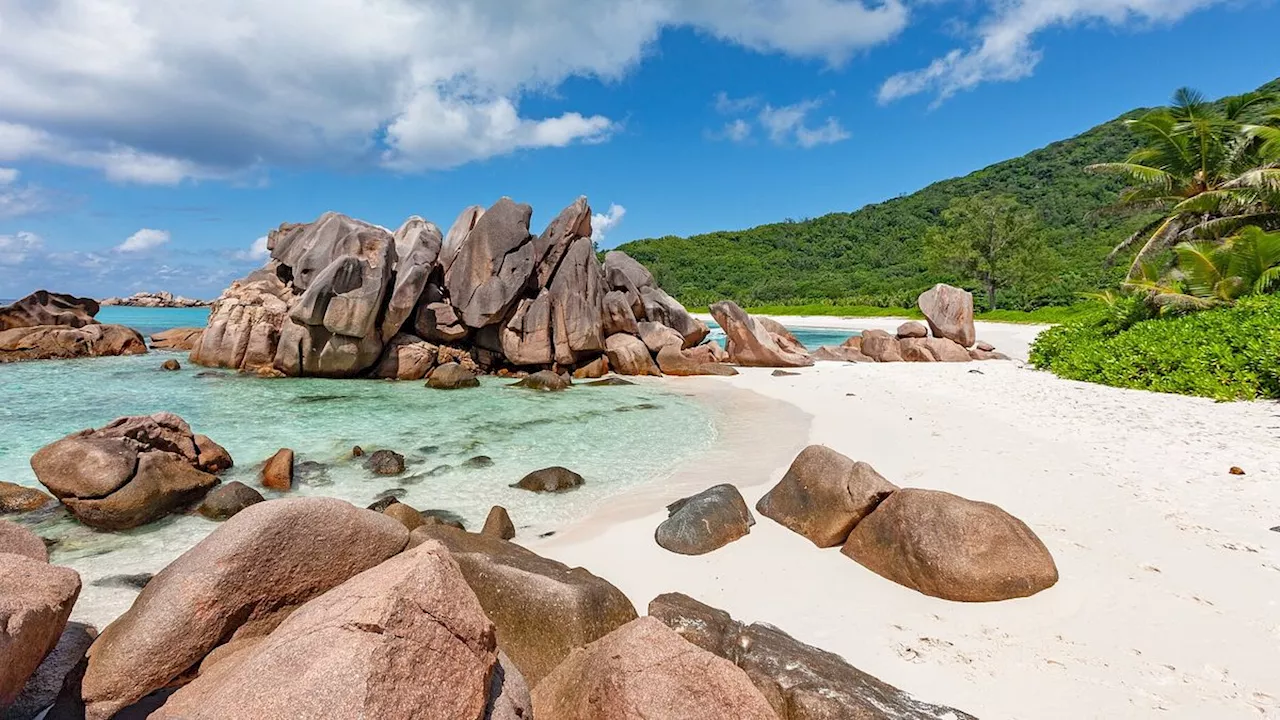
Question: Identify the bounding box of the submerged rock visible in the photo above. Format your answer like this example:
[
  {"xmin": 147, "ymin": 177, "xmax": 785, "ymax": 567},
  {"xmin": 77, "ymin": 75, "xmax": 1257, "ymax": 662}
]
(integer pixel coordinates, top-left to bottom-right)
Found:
[
  {"xmin": 364, "ymin": 449, "xmax": 406, "ymax": 476},
  {"xmin": 532, "ymin": 617, "xmax": 777, "ymax": 720},
  {"xmin": 427, "ymin": 362, "xmax": 480, "ymax": 390},
  {"xmin": 512, "ymin": 467, "xmax": 584, "ymax": 493},
  {"xmin": 512, "ymin": 370, "xmax": 571, "ymax": 391},
  {"xmin": 655, "ymin": 485, "xmax": 754, "ymax": 555},
  {"xmin": 842, "ymin": 488, "xmax": 1058, "ymax": 602},
  {"xmin": 0, "ymin": 481, "xmax": 55, "ymax": 514},
  {"xmin": 198, "ymin": 481, "xmax": 265, "ymax": 520},
  {"xmin": 160, "ymin": 358, "xmax": 181, "ymax": 371}
]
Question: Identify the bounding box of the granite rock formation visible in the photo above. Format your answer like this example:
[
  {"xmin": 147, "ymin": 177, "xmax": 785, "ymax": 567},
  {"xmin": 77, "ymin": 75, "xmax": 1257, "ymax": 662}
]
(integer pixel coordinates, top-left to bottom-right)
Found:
[{"xmin": 0, "ymin": 292, "xmax": 146, "ymax": 363}]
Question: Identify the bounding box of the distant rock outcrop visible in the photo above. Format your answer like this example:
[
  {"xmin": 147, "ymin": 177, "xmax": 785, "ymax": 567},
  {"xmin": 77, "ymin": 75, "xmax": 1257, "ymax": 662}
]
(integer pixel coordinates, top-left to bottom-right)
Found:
[
  {"xmin": 191, "ymin": 198, "xmax": 717, "ymax": 379},
  {"xmin": 101, "ymin": 292, "xmax": 209, "ymax": 308},
  {"xmin": 708, "ymin": 301, "xmax": 813, "ymax": 368},
  {"xmin": 0, "ymin": 291, "xmax": 147, "ymax": 363}
]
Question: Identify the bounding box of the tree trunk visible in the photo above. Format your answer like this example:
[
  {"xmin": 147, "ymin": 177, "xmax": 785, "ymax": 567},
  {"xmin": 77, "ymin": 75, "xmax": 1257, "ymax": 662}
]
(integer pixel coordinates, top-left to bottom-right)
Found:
[{"xmin": 986, "ymin": 281, "xmax": 997, "ymax": 311}]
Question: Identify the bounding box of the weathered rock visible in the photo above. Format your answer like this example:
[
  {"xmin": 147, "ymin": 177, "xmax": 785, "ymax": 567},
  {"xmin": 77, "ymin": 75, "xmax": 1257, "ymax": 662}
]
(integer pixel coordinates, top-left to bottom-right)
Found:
[
  {"xmin": 512, "ymin": 467, "xmax": 584, "ymax": 493},
  {"xmin": 970, "ymin": 348, "xmax": 1011, "ymax": 361},
  {"xmin": 649, "ymin": 593, "xmax": 978, "ymax": 720},
  {"xmin": 5, "ymin": 621, "xmax": 97, "ymax": 720},
  {"xmin": 80, "ymin": 498, "xmax": 409, "ymax": 720},
  {"xmin": 898, "ymin": 338, "xmax": 937, "ymax": 363},
  {"xmin": 0, "ymin": 519, "xmax": 48, "ymax": 562},
  {"xmin": 383, "ymin": 501, "xmax": 425, "ymax": 531},
  {"xmin": 604, "ymin": 333, "xmax": 660, "ymax": 376},
  {"xmin": 926, "ymin": 336, "xmax": 972, "ymax": 362},
  {"xmin": 427, "ymin": 362, "xmax": 480, "ymax": 389},
  {"xmin": 372, "ymin": 332, "xmax": 437, "ymax": 380},
  {"xmin": 812, "ymin": 345, "xmax": 871, "ymax": 363},
  {"xmin": 918, "ymin": 284, "xmax": 976, "ymax": 348},
  {"xmin": 380, "ymin": 217, "xmax": 443, "ymax": 341},
  {"xmin": 709, "ymin": 301, "xmax": 812, "ymax": 368},
  {"xmin": 842, "ymin": 488, "xmax": 1058, "ymax": 602},
  {"xmin": 896, "ymin": 321, "xmax": 928, "ymax": 339},
  {"xmin": 194, "ymin": 434, "xmax": 233, "ymax": 474},
  {"xmin": 408, "ymin": 524, "xmax": 637, "ymax": 685},
  {"xmin": 757, "ymin": 316, "xmax": 808, "ymax": 355},
  {"xmin": 757, "ymin": 446, "xmax": 898, "ymax": 548},
  {"xmin": 482, "ymin": 506, "xmax": 516, "ymax": 540},
  {"xmin": 549, "ymin": 236, "xmax": 607, "ymax": 365},
  {"xmin": 655, "ymin": 345, "xmax": 739, "ymax": 377},
  {"xmin": 0, "ymin": 481, "xmax": 55, "ymax": 514},
  {"xmin": 683, "ymin": 340, "xmax": 730, "ymax": 364},
  {"xmin": 640, "ymin": 287, "xmax": 708, "ymax": 348},
  {"xmin": 0, "ymin": 553, "xmax": 81, "ymax": 708},
  {"xmin": 572, "ymin": 355, "xmax": 609, "ymax": 379},
  {"xmin": 0, "ymin": 324, "xmax": 147, "ymax": 363},
  {"xmin": 440, "ymin": 205, "xmax": 485, "ymax": 275},
  {"xmin": 0, "ymin": 291, "xmax": 99, "ymax": 331},
  {"xmin": 150, "ymin": 327, "xmax": 204, "ymax": 351},
  {"xmin": 858, "ymin": 329, "xmax": 903, "ymax": 363},
  {"xmin": 976, "ymin": 340, "xmax": 996, "ymax": 352},
  {"xmin": 841, "ymin": 335, "xmax": 863, "ymax": 350},
  {"xmin": 637, "ymin": 321, "xmax": 684, "ymax": 353},
  {"xmin": 31, "ymin": 414, "xmax": 227, "ymax": 531},
  {"xmin": 531, "ymin": 617, "xmax": 777, "ymax": 720},
  {"xmin": 260, "ymin": 448, "xmax": 294, "ymax": 491},
  {"xmin": 512, "ymin": 370, "xmax": 571, "ymax": 392},
  {"xmin": 655, "ymin": 484, "xmax": 754, "ymax": 555},
  {"xmin": 160, "ymin": 358, "xmax": 181, "ymax": 371},
  {"xmin": 499, "ymin": 291, "xmax": 553, "ymax": 365},
  {"xmin": 191, "ymin": 264, "xmax": 293, "ymax": 374},
  {"xmin": 413, "ymin": 301, "xmax": 469, "ymax": 344},
  {"xmin": 446, "ymin": 198, "xmax": 536, "ymax": 329},
  {"xmin": 151, "ymin": 541, "xmax": 504, "ymax": 720},
  {"xmin": 585, "ymin": 377, "xmax": 635, "ymax": 387},
  {"xmin": 602, "ymin": 251, "xmax": 655, "ymax": 292},
  {"xmin": 196, "ymin": 481, "xmax": 264, "ymax": 520},
  {"xmin": 365, "ymin": 449, "xmax": 406, "ymax": 476},
  {"xmin": 771, "ymin": 370, "xmax": 800, "ymax": 377},
  {"xmin": 601, "ymin": 291, "xmax": 639, "ymax": 337}
]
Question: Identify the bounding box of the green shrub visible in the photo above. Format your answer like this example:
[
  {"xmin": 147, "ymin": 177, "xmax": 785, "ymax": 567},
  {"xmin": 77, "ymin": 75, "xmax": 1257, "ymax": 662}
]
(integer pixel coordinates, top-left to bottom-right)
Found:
[{"xmin": 1030, "ymin": 295, "xmax": 1280, "ymax": 400}]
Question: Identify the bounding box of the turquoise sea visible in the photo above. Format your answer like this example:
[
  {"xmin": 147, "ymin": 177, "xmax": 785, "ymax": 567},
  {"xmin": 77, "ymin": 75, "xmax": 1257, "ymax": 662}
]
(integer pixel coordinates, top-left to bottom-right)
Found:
[{"xmin": 0, "ymin": 304, "xmax": 853, "ymax": 624}]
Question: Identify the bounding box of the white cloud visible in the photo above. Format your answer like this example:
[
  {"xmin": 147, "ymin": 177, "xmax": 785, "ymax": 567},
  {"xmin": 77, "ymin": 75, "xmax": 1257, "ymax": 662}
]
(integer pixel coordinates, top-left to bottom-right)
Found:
[
  {"xmin": 722, "ymin": 119, "xmax": 753, "ymax": 143},
  {"xmin": 714, "ymin": 92, "xmax": 761, "ymax": 115},
  {"xmin": 0, "ymin": 231, "xmax": 43, "ymax": 265},
  {"xmin": 591, "ymin": 204, "xmax": 627, "ymax": 243},
  {"xmin": 117, "ymin": 228, "xmax": 171, "ymax": 253},
  {"xmin": 234, "ymin": 236, "xmax": 270, "ymax": 262},
  {"xmin": 0, "ymin": 1, "xmax": 906, "ymax": 180},
  {"xmin": 758, "ymin": 99, "xmax": 850, "ymax": 147},
  {"xmin": 0, "ymin": 165, "xmax": 48, "ymax": 218},
  {"xmin": 879, "ymin": 0, "xmax": 1231, "ymax": 105},
  {"xmin": 0, "ymin": 167, "xmax": 18, "ymax": 185}
]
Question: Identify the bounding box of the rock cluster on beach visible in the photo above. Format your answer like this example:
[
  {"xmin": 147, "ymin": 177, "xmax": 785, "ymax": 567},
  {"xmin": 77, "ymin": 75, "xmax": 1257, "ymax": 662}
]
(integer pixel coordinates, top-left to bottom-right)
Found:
[
  {"xmin": 190, "ymin": 197, "xmax": 738, "ymax": 379},
  {"xmin": 0, "ymin": 494, "xmax": 976, "ymax": 719},
  {"xmin": 100, "ymin": 291, "xmax": 209, "ymax": 308},
  {"xmin": 0, "ymin": 292, "xmax": 147, "ymax": 363},
  {"xmin": 758, "ymin": 445, "xmax": 1058, "ymax": 602}
]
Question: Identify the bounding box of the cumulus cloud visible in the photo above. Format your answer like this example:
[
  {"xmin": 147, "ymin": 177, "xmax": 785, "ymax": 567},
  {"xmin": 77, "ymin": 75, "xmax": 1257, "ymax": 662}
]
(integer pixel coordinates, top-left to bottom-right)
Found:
[
  {"xmin": 0, "ymin": 1, "xmax": 906, "ymax": 181},
  {"xmin": 117, "ymin": 228, "xmax": 171, "ymax": 253},
  {"xmin": 591, "ymin": 204, "xmax": 628, "ymax": 243},
  {"xmin": 0, "ymin": 166, "xmax": 49, "ymax": 218},
  {"xmin": 0, "ymin": 231, "xmax": 43, "ymax": 265},
  {"xmin": 718, "ymin": 96, "xmax": 850, "ymax": 147},
  {"xmin": 879, "ymin": 0, "xmax": 1232, "ymax": 105},
  {"xmin": 721, "ymin": 119, "xmax": 754, "ymax": 143},
  {"xmin": 234, "ymin": 236, "xmax": 271, "ymax": 262}
]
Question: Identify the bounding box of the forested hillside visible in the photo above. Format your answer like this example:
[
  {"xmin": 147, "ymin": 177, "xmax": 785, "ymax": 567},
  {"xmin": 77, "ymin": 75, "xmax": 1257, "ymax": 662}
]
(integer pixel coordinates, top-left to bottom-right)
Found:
[{"xmin": 618, "ymin": 79, "xmax": 1280, "ymax": 311}]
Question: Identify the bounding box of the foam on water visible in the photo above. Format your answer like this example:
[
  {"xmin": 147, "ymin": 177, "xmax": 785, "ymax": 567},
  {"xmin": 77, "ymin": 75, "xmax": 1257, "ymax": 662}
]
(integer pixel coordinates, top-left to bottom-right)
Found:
[{"xmin": 0, "ymin": 352, "xmax": 715, "ymax": 625}]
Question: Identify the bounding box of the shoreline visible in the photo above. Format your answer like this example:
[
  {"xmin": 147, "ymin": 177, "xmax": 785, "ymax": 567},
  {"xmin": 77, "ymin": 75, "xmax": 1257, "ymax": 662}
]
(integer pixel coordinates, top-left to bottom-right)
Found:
[{"xmin": 532, "ymin": 360, "xmax": 1280, "ymax": 719}]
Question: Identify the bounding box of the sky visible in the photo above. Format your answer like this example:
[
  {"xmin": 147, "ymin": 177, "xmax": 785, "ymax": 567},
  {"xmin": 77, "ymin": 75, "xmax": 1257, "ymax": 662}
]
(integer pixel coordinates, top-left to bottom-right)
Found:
[{"xmin": 0, "ymin": 0, "xmax": 1277, "ymax": 299}]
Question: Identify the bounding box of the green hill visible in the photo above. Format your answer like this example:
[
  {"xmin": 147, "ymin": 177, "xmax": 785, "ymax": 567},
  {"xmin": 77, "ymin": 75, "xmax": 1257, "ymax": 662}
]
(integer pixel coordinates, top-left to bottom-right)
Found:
[{"xmin": 617, "ymin": 79, "xmax": 1280, "ymax": 311}]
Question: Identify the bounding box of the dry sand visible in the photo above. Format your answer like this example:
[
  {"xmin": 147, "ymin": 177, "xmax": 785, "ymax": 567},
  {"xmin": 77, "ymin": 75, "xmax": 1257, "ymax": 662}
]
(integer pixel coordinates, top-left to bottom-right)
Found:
[{"xmin": 532, "ymin": 318, "xmax": 1280, "ymax": 720}]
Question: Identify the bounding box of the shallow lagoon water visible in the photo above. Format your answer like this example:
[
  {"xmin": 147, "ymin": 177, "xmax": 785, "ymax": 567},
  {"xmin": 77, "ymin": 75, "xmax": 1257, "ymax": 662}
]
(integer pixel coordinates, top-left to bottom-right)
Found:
[{"xmin": 0, "ymin": 352, "xmax": 716, "ymax": 625}]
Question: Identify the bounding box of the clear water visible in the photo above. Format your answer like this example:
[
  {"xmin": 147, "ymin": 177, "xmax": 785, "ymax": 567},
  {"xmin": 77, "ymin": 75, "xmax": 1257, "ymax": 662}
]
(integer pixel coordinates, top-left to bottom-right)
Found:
[
  {"xmin": 706, "ymin": 323, "xmax": 857, "ymax": 350},
  {"xmin": 94, "ymin": 306, "xmax": 210, "ymax": 336},
  {"xmin": 0, "ymin": 353, "xmax": 715, "ymax": 625}
]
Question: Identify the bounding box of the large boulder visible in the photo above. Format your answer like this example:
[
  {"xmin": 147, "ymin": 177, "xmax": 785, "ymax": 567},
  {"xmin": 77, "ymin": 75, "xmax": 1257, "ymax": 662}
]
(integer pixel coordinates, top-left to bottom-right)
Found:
[
  {"xmin": 649, "ymin": 593, "xmax": 977, "ymax": 720},
  {"xmin": 708, "ymin": 301, "xmax": 812, "ymax": 368},
  {"xmin": 440, "ymin": 205, "xmax": 485, "ymax": 275},
  {"xmin": 549, "ymin": 236, "xmax": 607, "ymax": 365},
  {"xmin": 79, "ymin": 498, "xmax": 409, "ymax": 719},
  {"xmin": 0, "ymin": 481, "xmax": 55, "ymax": 514},
  {"xmin": 531, "ymin": 617, "xmax": 777, "ymax": 720},
  {"xmin": 149, "ymin": 327, "xmax": 204, "ymax": 351},
  {"xmin": 30, "ymin": 414, "xmax": 229, "ymax": 530},
  {"xmin": 0, "ymin": 291, "xmax": 99, "ymax": 331},
  {"xmin": 841, "ymin": 489, "xmax": 1059, "ymax": 602},
  {"xmin": 499, "ymin": 291, "xmax": 553, "ymax": 366},
  {"xmin": 601, "ymin": 291, "xmax": 639, "ymax": 336},
  {"xmin": 380, "ymin": 216, "xmax": 442, "ymax": 341},
  {"xmin": 445, "ymin": 197, "xmax": 536, "ymax": 329},
  {"xmin": 602, "ymin": 251, "xmax": 655, "ymax": 293},
  {"xmin": 756, "ymin": 317, "xmax": 808, "ymax": 355},
  {"xmin": 408, "ymin": 524, "xmax": 637, "ymax": 686},
  {"xmin": 0, "ymin": 324, "xmax": 147, "ymax": 363},
  {"xmin": 655, "ymin": 345, "xmax": 739, "ymax": 377},
  {"xmin": 640, "ymin": 287, "xmax": 709, "ymax": 348},
  {"xmin": 533, "ymin": 196, "xmax": 593, "ymax": 289},
  {"xmin": 413, "ymin": 301, "xmax": 469, "ymax": 344},
  {"xmin": 260, "ymin": 448, "xmax": 294, "ymax": 491},
  {"xmin": 655, "ymin": 484, "xmax": 754, "ymax": 555},
  {"xmin": 191, "ymin": 265, "xmax": 294, "ymax": 373},
  {"xmin": 5, "ymin": 621, "xmax": 97, "ymax": 720},
  {"xmin": 604, "ymin": 333, "xmax": 660, "ymax": 377},
  {"xmin": 371, "ymin": 332, "xmax": 437, "ymax": 380},
  {"xmin": 918, "ymin": 284, "xmax": 976, "ymax": 348},
  {"xmin": 0, "ymin": 553, "xmax": 81, "ymax": 708},
  {"xmin": 858, "ymin": 329, "xmax": 903, "ymax": 363},
  {"xmin": 0, "ymin": 518, "xmax": 48, "ymax": 562},
  {"xmin": 756, "ymin": 446, "xmax": 898, "ymax": 548},
  {"xmin": 637, "ymin": 321, "xmax": 683, "ymax": 353},
  {"xmin": 150, "ymin": 541, "xmax": 513, "ymax": 720}
]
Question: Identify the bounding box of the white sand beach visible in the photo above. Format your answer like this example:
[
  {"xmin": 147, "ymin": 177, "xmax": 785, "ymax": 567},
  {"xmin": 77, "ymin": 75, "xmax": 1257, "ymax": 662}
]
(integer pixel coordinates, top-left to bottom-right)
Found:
[{"xmin": 533, "ymin": 319, "xmax": 1280, "ymax": 720}]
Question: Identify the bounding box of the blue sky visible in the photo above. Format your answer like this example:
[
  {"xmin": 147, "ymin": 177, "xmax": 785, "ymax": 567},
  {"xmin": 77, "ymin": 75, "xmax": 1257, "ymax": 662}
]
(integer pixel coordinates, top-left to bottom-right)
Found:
[{"xmin": 1, "ymin": 0, "xmax": 1277, "ymax": 299}]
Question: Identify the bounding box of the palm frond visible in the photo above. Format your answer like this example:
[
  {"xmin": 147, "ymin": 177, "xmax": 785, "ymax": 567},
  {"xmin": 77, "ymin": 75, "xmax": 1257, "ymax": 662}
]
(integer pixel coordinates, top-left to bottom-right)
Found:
[
  {"xmin": 1086, "ymin": 162, "xmax": 1175, "ymax": 190},
  {"xmin": 1106, "ymin": 217, "xmax": 1167, "ymax": 266},
  {"xmin": 1173, "ymin": 241, "xmax": 1228, "ymax": 298},
  {"xmin": 1123, "ymin": 216, "xmax": 1185, "ymax": 279}
]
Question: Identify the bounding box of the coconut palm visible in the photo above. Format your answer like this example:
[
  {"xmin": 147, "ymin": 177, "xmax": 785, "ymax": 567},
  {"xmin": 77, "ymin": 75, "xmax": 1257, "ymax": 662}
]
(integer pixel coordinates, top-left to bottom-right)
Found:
[
  {"xmin": 1088, "ymin": 88, "xmax": 1280, "ymax": 278},
  {"xmin": 1123, "ymin": 226, "xmax": 1280, "ymax": 312}
]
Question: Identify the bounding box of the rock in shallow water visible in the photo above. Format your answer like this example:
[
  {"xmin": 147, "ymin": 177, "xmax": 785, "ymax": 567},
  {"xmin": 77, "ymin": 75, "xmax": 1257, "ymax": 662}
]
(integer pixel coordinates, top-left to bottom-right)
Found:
[
  {"xmin": 197, "ymin": 481, "xmax": 265, "ymax": 520},
  {"xmin": 511, "ymin": 466, "xmax": 584, "ymax": 493},
  {"xmin": 511, "ymin": 370, "xmax": 571, "ymax": 391},
  {"xmin": 259, "ymin": 448, "xmax": 294, "ymax": 490},
  {"xmin": 364, "ymin": 449, "xmax": 406, "ymax": 476},
  {"xmin": 0, "ymin": 481, "xmax": 55, "ymax": 514},
  {"xmin": 427, "ymin": 362, "xmax": 480, "ymax": 389}
]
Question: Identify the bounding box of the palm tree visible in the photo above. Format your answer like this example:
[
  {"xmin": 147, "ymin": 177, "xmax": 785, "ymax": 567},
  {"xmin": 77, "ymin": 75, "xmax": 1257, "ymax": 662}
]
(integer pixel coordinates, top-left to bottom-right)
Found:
[
  {"xmin": 1124, "ymin": 226, "xmax": 1280, "ymax": 312},
  {"xmin": 1088, "ymin": 88, "xmax": 1280, "ymax": 278}
]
